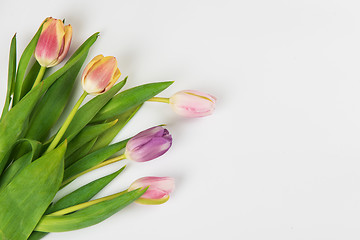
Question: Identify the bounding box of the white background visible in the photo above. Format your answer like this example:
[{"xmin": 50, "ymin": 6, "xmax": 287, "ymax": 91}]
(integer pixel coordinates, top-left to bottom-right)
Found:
[{"xmin": 1, "ymin": 0, "xmax": 360, "ymax": 239}]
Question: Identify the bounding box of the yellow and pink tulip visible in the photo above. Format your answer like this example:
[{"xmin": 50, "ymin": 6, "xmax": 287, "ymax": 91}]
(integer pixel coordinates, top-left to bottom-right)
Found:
[
  {"xmin": 81, "ymin": 55, "xmax": 121, "ymax": 95},
  {"xmin": 35, "ymin": 17, "xmax": 72, "ymax": 67}
]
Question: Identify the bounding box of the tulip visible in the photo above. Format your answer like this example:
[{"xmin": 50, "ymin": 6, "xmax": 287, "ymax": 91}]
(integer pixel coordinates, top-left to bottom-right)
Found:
[
  {"xmin": 128, "ymin": 177, "xmax": 175, "ymax": 205},
  {"xmin": 81, "ymin": 55, "xmax": 121, "ymax": 95},
  {"xmin": 125, "ymin": 126, "xmax": 172, "ymax": 162},
  {"xmin": 35, "ymin": 17, "xmax": 72, "ymax": 67},
  {"xmin": 169, "ymin": 90, "xmax": 216, "ymax": 118}
]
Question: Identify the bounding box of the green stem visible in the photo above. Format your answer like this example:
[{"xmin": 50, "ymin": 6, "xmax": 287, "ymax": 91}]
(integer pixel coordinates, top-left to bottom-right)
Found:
[
  {"xmin": 45, "ymin": 91, "xmax": 88, "ymax": 153},
  {"xmin": 47, "ymin": 190, "xmax": 128, "ymax": 216},
  {"xmin": 32, "ymin": 66, "xmax": 46, "ymax": 89},
  {"xmin": 147, "ymin": 97, "xmax": 170, "ymax": 103},
  {"xmin": 61, "ymin": 154, "xmax": 126, "ymax": 187}
]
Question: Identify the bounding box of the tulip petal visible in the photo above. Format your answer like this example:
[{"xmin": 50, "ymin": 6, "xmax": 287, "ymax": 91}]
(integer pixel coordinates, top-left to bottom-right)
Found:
[
  {"xmin": 104, "ymin": 68, "xmax": 121, "ymax": 93},
  {"xmin": 128, "ymin": 177, "xmax": 175, "ymax": 204},
  {"xmin": 131, "ymin": 126, "xmax": 164, "ymax": 139},
  {"xmin": 81, "ymin": 54, "xmax": 103, "ymax": 87},
  {"xmin": 127, "ymin": 137, "xmax": 172, "ymax": 162},
  {"xmin": 48, "ymin": 24, "xmax": 72, "ymax": 67},
  {"xmin": 86, "ymin": 57, "xmax": 117, "ymax": 89},
  {"xmin": 35, "ymin": 18, "xmax": 65, "ymax": 67},
  {"xmin": 141, "ymin": 177, "xmax": 175, "ymax": 195},
  {"xmin": 124, "ymin": 126, "xmax": 172, "ymax": 162},
  {"xmin": 82, "ymin": 56, "xmax": 120, "ymax": 95},
  {"xmin": 126, "ymin": 126, "xmax": 165, "ymax": 151},
  {"xmin": 142, "ymin": 189, "xmax": 168, "ymax": 199},
  {"xmin": 170, "ymin": 90, "xmax": 216, "ymax": 117}
]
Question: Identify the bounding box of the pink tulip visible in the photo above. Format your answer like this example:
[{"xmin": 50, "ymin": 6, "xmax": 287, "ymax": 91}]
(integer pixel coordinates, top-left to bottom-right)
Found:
[
  {"xmin": 35, "ymin": 17, "xmax": 72, "ymax": 67},
  {"xmin": 81, "ymin": 55, "xmax": 121, "ymax": 95},
  {"xmin": 124, "ymin": 126, "xmax": 172, "ymax": 162},
  {"xmin": 128, "ymin": 177, "xmax": 175, "ymax": 205},
  {"xmin": 169, "ymin": 90, "xmax": 216, "ymax": 118}
]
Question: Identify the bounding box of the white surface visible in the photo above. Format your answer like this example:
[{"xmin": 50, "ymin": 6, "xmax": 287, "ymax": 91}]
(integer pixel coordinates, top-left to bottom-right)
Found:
[{"xmin": 1, "ymin": 0, "xmax": 360, "ymax": 239}]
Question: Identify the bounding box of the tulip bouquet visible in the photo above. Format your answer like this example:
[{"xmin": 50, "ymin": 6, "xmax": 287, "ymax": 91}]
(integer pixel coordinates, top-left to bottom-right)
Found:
[{"xmin": 0, "ymin": 17, "xmax": 216, "ymax": 240}]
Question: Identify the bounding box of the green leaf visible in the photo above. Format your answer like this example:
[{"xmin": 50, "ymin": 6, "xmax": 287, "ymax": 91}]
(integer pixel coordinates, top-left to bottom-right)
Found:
[
  {"xmin": 50, "ymin": 166, "xmax": 125, "ymax": 214},
  {"xmin": 61, "ymin": 78, "xmax": 127, "ymax": 142},
  {"xmin": 19, "ymin": 61, "xmax": 42, "ymax": 100},
  {"xmin": 35, "ymin": 188, "xmax": 146, "ymax": 232},
  {"xmin": 1, "ymin": 34, "xmax": 17, "ymax": 120},
  {"xmin": 0, "ymin": 139, "xmax": 42, "ymax": 189},
  {"xmin": 27, "ymin": 231, "xmax": 48, "ymax": 240},
  {"xmin": 65, "ymin": 138, "xmax": 97, "ymax": 168},
  {"xmin": 0, "ymin": 33, "xmax": 99, "ymax": 174},
  {"xmin": 64, "ymin": 139, "xmax": 128, "ymax": 184},
  {"xmin": 91, "ymin": 81, "xmax": 173, "ymax": 123},
  {"xmin": 90, "ymin": 104, "xmax": 142, "ymax": 153},
  {"xmin": 0, "ymin": 142, "xmax": 67, "ymax": 240},
  {"xmin": 12, "ymin": 24, "xmax": 43, "ymax": 106},
  {"xmin": 25, "ymin": 51, "xmax": 89, "ymax": 142},
  {"xmin": 65, "ymin": 120, "xmax": 118, "ymax": 158},
  {"xmin": 0, "ymin": 153, "xmax": 31, "ymax": 186},
  {"xmin": 28, "ymin": 166, "xmax": 123, "ymax": 240},
  {"xmin": 63, "ymin": 95, "xmax": 141, "ymax": 167},
  {"xmin": 0, "ymin": 84, "xmax": 43, "ymax": 174}
]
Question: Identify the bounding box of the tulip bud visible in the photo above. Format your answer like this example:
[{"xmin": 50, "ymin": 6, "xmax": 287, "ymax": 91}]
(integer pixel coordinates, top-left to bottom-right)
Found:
[
  {"xmin": 169, "ymin": 90, "xmax": 216, "ymax": 118},
  {"xmin": 81, "ymin": 55, "xmax": 121, "ymax": 95},
  {"xmin": 125, "ymin": 126, "xmax": 172, "ymax": 162},
  {"xmin": 35, "ymin": 17, "xmax": 72, "ymax": 67},
  {"xmin": 128, "ymin": 177, "xmax": 175, "ymax": 205}
]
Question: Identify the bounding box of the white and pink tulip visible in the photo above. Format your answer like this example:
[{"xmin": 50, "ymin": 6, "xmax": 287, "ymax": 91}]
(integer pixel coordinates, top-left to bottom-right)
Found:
[
  {"xmin": 169, "ymin": 90, "xmax": 216, "ymax": 118},
  {"xmin": 128, "ymin": 177, "xmax": 175, "ymax": 205}
]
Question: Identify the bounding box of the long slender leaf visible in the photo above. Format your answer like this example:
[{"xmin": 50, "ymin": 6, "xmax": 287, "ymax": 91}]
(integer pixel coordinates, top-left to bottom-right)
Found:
[
  {"xmin": 65, "ymin": 120, "xmax": 118, "ymax": 158},
  {"xmin": 1, "ymin": 34, "xmax": 17, "ymax": 119},
  {"xmin": 64, "ymin": 139, "xmax": 128, "ymax": 183},
  {"xmin": 51, "ymin": 166, "xmax": 125, "ymax": 214},
  {"xmin": 13, "ymin": 24, "xmax": 43, "ymax": 106},
  {"xmin": 0, "ymin": 139, "xmax": 42, "ymax": 189},
  {"xmin": 65, "ymin": 138, "xmax": 97, "ymax": 168},
  {"xmin": 91, "ymin": 81, "xmax": 173, "ymax": 123},
  {"xmin": 90, "ymin": 105, "xmax": 142, "ymax": 153},
  {"xmin": 0, "ymin": 142, "xmax": 66, "ymax": 240},
  {"xmin": 28, "ymin": 167, "xmax": 125, "ymax": 240},
  {"xmin": 35, "ymin": 188, "xmax": 146, "ymax": 232},
  {"xmin": 0, "ymin": 153, "xmax": 31, "ymax": 187},
  {"xmin": 19, "ymin": 61, "xmax": 42, "ymax": 100},
  {"xmin": 0, "ymin": 84, "xmax": 43, "ymax": 174},
  {"xmin": 27, "ymin": 231, "xmax": 47, "ymax": 240}
]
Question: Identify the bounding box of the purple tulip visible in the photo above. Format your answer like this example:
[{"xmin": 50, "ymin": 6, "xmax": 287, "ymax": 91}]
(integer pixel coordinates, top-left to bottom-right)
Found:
[
  {"xmin": 128, "ymin": 176, "xmax": 175, "ymax": 205},
  {"xmin": 125, "ymin": 126, "xmax": 172, "ymax": 162}
]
